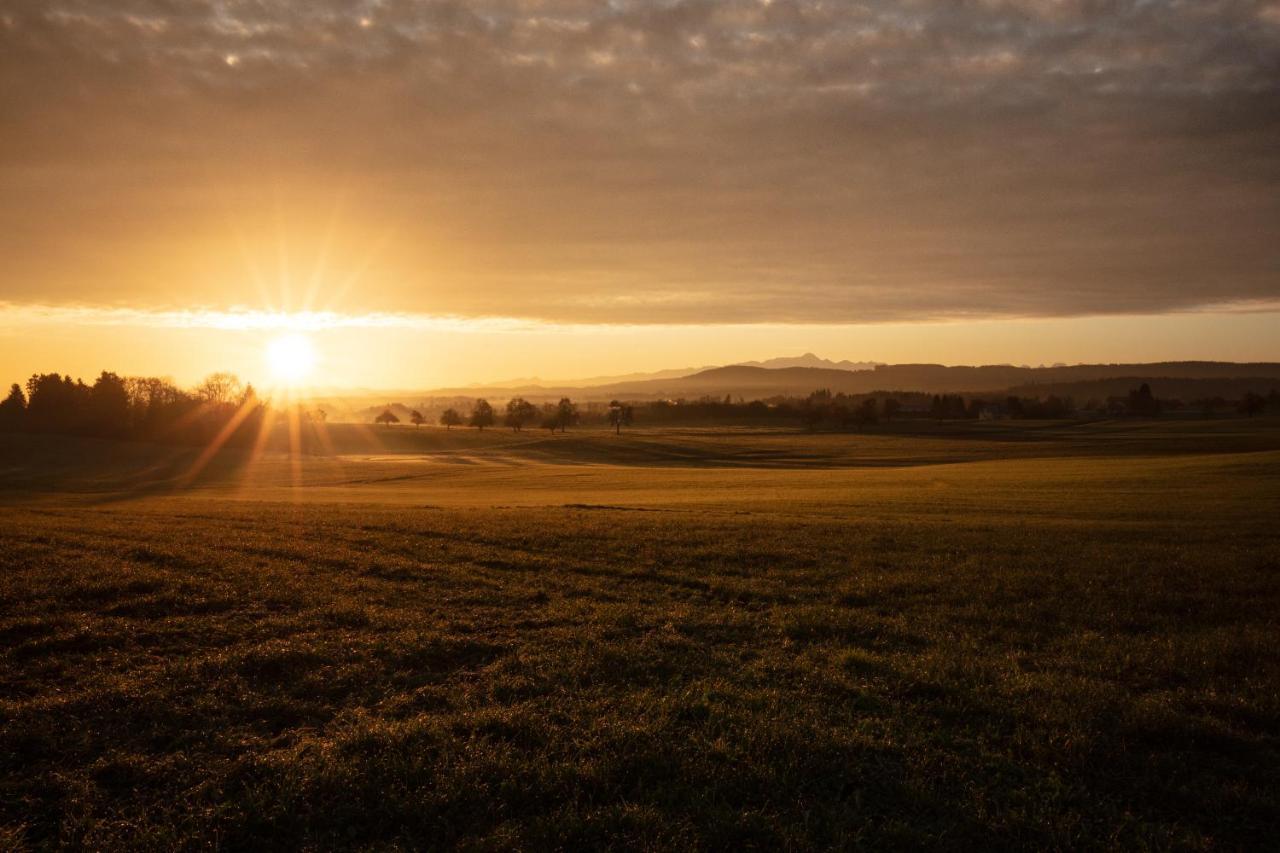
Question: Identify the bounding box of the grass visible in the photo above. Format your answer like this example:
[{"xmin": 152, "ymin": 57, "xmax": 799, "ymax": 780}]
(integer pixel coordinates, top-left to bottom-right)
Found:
[{"xmin": 2, "ymin": 418, "xmax": 1279, "ymax": 849}]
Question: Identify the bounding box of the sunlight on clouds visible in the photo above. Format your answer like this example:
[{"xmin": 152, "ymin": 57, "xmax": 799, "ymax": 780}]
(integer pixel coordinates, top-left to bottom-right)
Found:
[{"xmin": 0, "ymin": 304, "xmax": 557, "ymax": 334}]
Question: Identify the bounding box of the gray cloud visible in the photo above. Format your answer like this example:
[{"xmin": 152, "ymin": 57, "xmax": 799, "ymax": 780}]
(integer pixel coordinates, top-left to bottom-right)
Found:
[{"xmin": 0, "ymin": 0, "xmax": 1277, "ymax": 322}]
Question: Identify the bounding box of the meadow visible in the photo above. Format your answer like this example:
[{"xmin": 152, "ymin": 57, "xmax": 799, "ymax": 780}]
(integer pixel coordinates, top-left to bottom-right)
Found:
[{"xmin": 2, "ymin": 418, "xmax": 1279, "ymax": 849}]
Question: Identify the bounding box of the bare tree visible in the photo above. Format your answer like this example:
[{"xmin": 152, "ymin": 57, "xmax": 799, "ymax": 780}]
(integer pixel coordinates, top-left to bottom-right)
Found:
[
  {"xmin": 195, "ymin": 372, "xmax": 243, "ymax": 406},
  {"xmin": 505, "ymin": 397, "xmax": 537, "ymax": 432},
  {"xmin": 555, "ymin": 397, "xmax": 578, "ymax": 433},
  {"xmin": 607, "ymin": 400, "xmax": 633, "ymax": 434},
  {"xmin": 469, "ymin": 398, "xmax": 495, "ymax": 430}
]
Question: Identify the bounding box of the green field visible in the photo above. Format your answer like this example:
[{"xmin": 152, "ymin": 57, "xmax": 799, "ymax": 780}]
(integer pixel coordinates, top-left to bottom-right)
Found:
[{"xmin": 3, "ymin": 419, "xmax": 1279, "ymax": 849}]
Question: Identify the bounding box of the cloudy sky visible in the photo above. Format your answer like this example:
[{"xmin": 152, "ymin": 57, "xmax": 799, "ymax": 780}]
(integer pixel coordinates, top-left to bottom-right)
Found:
[{"xmin": 1, "ymin": 0, "xmax": 1278, "ymax": 386}]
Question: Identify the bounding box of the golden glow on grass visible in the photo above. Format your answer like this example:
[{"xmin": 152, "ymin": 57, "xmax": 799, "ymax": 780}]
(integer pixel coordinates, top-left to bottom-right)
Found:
[{"xmin": 265, "ymin": 333, "xmax": 317, "ymax": 386}]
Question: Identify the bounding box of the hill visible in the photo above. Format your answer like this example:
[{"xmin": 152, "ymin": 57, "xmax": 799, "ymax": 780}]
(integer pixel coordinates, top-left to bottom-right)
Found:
[
  {"xmin": 571, "ymin": 361, "xmax": 1280, "ymax": 400},
  {"xmin": 328, "ymin": 362, "xmax": 1280, "ymax": 419}
]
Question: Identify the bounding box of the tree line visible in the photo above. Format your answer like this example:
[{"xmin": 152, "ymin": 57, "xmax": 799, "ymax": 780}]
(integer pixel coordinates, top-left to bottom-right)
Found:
[
  {"xmin": 366, "ymin": 383, "xmax": 1279, "ymax": 436},
  {"xmin": 0, "ymin": 371, "xmax": 324, "ymax": 448},
  {"xmin": 5, "ymin": 370, "xmax": 1274, "ymax": 447},
  {"xmin": 375, "ymin": 397, "xmax": 635, "ymax": 434}
]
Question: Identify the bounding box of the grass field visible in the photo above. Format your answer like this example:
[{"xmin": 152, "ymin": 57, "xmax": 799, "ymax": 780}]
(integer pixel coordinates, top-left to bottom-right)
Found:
[{"xmin": 2, "ymin": 419, "xmax": 1279, "ymax": 849}]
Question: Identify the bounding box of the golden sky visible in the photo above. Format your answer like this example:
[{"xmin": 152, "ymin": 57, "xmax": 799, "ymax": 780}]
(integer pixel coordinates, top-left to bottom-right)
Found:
[{"xmin": 2, "ymin": 1, "xmax": 1278, "ymax": 388}]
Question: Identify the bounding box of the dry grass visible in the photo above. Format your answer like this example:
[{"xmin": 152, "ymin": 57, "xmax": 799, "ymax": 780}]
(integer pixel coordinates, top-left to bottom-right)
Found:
[{"xmin": 1, "ymin": 420, "xmax": 1278, "ymax": 849}]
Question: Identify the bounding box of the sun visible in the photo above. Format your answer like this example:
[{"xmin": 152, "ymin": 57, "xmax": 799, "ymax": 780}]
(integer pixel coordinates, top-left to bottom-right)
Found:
[{"xmin": 265, "ymin": 333, "xmax": 317, "ymax": 385}]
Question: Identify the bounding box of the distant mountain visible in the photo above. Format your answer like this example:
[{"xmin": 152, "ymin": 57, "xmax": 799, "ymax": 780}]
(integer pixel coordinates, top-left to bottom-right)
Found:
[
  {"xmin": 469, "ymin": 354, "xmax": 871, "ymax": 391},
  {"xmin": 733, "ymin": 353, "xmax": 879, "ymax": 371},
  {"xmin": 417, "ymin": 361, "xmax": 1280, "ymax": 404},
  {"xmin": 474, "ymin": 365, "xmax": 714, "ymax": 390}
]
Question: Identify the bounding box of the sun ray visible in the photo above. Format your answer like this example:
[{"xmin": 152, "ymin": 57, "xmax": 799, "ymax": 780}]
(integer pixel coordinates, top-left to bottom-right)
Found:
[
  {"xmin": 179, "ymin": 396, "xmax": 262, "ymax": 487},
  {"xmin": 302, "ymin": 189, "xmax": 349, "ymax": 314},
  {"xmin": 287, "ymin": 402, "xmax": 304, "ymax": 497},
  {"xmin": 273, "ymin": 184, "xmax": 293, "ymax": 311}
]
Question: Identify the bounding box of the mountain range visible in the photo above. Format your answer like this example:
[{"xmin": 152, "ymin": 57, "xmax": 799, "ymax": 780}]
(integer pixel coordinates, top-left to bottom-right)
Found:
[
  {"xmin": 474, "ymin": 353, "xmax": 878, "ymax": 390},
  {"xmin": 732, "ymin": 353, "xmax": 880, "ymax": 372},
  {"xmin": 422, "ymin": 360, "xmax": 1280, "ymax": 402}
]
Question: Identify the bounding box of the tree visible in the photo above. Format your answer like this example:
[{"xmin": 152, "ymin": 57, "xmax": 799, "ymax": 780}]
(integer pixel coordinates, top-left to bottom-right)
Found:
[
  {"xmin": 881, "ymin": 398, "xmax": 900, "ymax": 423},
  {"xmin": 0, "ymin": 383, "xmax": 25, "ymax": 431},
  {"xmin": 554, "ymin": 397, "xmax": 578, "ymax": 433},
  {"xmin": 409, "ymin": 409, "xmax": 425, "ymax": 428},
  {"xmin": 1128, "ymin": 383, "xmax": 1159, "ymax": 417},
  {"xmin": 87, "ymin": 371, "xmax": 130, "ymax": 437},
  {"xmin": 195, "ymin": 372, "xmax": 243, "ymax": 406},
  {"xmin": 1239, "ymin": 392, "xmax": 1266, "ymax": 418},
  {"xmin": 375, "ymin": 407, "xmax": 400, "ymax": 427},
  {"xmin": 607, "ymin": 400, "xmax": 633, "ymax": 434},
  {"xmin": 439, "ymin": 408, "xmax": 462, "ymax": 430},
  {"xmin": 854, "ymin": 398, "xmax": 878, "ymax": 432},
  {"xmin": 25, "ymin": 373, "xmax": 89, "ymax": 433},
  {"xmin": 125, "ymin": 377, "xmax": 187, "ymax": 438},
  {"xmin": 505, "ymin": 397, "xmax": 537, "ymax": 432},
  {"xmin": 469, "ymin": 398, "xmax": 495, "ymax": 430},
  {"xmin": 800, "ymin": 389, "xmax": 832, "ymax": 431}
]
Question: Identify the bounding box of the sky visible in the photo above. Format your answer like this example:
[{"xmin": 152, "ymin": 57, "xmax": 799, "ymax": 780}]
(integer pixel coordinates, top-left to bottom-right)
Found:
[{"xmin": 1, "ymin": 0, "xmax": 1278, "ymax": 389}]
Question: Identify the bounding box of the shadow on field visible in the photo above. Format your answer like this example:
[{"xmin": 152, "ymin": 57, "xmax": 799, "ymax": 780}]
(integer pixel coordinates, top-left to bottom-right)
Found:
[{"xmin": 0, "ymin": 435, "xmax": 254, "ymax": 504}]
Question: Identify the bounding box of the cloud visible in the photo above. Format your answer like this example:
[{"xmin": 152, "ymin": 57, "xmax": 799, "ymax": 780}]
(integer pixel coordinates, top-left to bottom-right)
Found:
[{"xmin": 0, "ymin": 0, "xmax": 1277, "ymax": 323}]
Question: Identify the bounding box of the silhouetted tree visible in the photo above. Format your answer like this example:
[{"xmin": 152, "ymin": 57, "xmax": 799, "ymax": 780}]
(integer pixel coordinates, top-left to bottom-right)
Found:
[
  {"xmin": 554, "ymin": 397, "xmax": 578, "ymax": 433},
  {"xmin": 6, "ymin": 369, "xmax": 274, "ymax": 449},
  {"xmin": 409, "ymin": 409, "xmax": 425, "ymax": 428},
  {"xmin": 881, "ymin": 398, "xmax": 900, "ymax": 422},
  {"xmin": 930, "ymin": 394, "xmax": 968, "ymax": 421},
  {"xmin": 26, "ymin": 373, "xmax": 89, "ymax": 433},
  {"xmin": 504, "ymin": 397, "xmax": 537, "ymax": 432},
  {"xmin": 125, "ymin": 376, "xmax": 187, "ymax": 438},
  {"xmin": 439, "ymin": 408, "xmax": 462, "ymax": 430},
  {"xmin": 0, "ymin": 383, "xmax": 25, "ymax": 431},
  {"xmin": 800, "ymin": 389, "xmax": 833, "ymax": 431},
  {"xmin": 375, "ymin": 407, "xmax": 400, "ymax": 427},
  {"xmin": 87, "ymin": 371, "xmax": 130, "ymax": 437},
  {"xmin": 1128, "ymin": 383, "xmax": 1160, "ymax": 417},
  {"xmin": 607, "ymin": 400, "xmax": 634, "ymax": 434},
  {"xmin": 469, "ymin": 399, "xmax": 495, "ymax": 430},
  {"xmin": 854, "ymin": 398, "xmax": 878, "ymax": 432},
  {"xmin": 195, "ymin": 372, "xmax": 243, "ymax": 406},
  {"xmin": 1239, "ymin": 392, "xmax": 1266, "ymax": 417}
]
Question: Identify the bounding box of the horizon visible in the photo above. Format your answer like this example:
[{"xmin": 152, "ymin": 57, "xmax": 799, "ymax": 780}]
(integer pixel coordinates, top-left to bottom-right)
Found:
[
  {"xmin": 5, "ymin": 310, "xmax": 1280, "ymax": 393},
  {"xmin": 10, "ymin": 341, "xmax": 1280, "ymax": 399}
]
